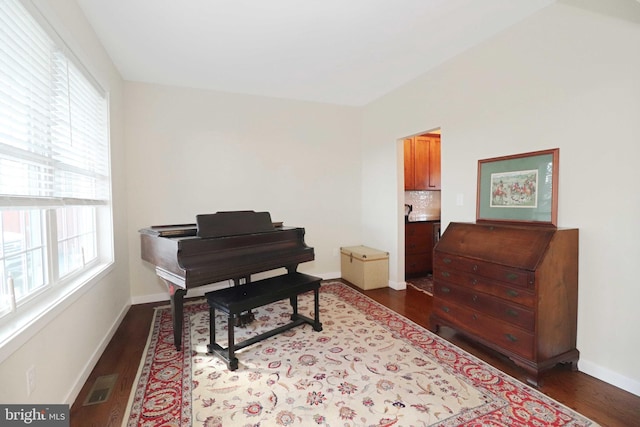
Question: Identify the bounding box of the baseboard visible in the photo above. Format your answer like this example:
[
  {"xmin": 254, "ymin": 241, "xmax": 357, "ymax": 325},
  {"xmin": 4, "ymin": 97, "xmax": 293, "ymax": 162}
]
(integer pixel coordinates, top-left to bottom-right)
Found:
[
  {"xmin": 319, "ymin": 271, "xmax": 341, "ymax": 280},
  {"xmin": 130, "ymin": 280, "xmax": 235, "ymax": 305},
  {"xmin": 580, "ymin": 358, "xmax": 640, "ymax": 397},
  {"xmin": 388, "ymin": 280, "xmax": 407, "ymax": 290},
  {"xmin": 64, "ymin": 301, "xmax": 130, "ymax": 405}
]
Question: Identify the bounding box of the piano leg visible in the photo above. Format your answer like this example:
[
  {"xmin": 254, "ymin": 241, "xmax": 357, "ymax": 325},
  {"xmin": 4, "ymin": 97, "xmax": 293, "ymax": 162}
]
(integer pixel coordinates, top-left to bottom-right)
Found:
[
  {"xmin": 168, "ymin": 283, "xmax": 187, "ymax": 351},
  {"xmin": 286, "ymin": 266, "xmax": 300, "ymax": 315},
  {"xmin": 233, "ymin": 276, "xmax": 255, "ymax": 327}
]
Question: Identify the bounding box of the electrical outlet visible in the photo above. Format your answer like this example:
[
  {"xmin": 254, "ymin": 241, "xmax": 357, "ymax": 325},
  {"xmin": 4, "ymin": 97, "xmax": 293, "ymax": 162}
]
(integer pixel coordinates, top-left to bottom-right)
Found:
[{"xmin": 26, "ymin": 365, "xmax": 36, "ymax": 396}]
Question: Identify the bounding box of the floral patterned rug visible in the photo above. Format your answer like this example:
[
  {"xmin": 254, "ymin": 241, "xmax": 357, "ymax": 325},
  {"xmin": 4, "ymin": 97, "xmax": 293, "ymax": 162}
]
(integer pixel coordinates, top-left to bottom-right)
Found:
[{"xmin": 123, "ymin": 281, "xmax": 597, "ymax": 426}]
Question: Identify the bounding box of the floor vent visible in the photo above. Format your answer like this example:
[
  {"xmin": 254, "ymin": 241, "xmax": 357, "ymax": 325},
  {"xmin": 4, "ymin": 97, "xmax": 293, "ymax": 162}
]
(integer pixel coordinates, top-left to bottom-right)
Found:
[{"xmin": 83, "ymin": 373, "xmax": 118, "ymax": 406}]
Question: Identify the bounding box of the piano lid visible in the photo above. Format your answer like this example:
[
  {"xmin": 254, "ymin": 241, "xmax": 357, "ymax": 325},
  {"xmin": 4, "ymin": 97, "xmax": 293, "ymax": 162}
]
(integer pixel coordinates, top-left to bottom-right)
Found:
[
  {"xmin": 139, "ymin": 223, "xmax": 197, "ymax": 238},
  {"xmin": 196, "ymin": 211, "xmax": 275, "ymax": 238}
]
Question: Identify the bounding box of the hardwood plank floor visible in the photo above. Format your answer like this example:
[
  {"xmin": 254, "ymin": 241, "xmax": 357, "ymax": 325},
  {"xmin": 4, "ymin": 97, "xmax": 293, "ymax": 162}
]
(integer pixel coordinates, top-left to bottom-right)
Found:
[{"xmin": 70, "ymin": 282, "xmax": 640, "ymax": 427}]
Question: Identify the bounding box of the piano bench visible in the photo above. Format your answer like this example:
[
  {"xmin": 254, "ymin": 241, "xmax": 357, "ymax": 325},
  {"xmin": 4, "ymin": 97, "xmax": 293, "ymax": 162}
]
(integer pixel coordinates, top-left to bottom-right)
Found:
[{"xmin": 205, "ymin": 272, "xmax": 323, "ymax": 371}]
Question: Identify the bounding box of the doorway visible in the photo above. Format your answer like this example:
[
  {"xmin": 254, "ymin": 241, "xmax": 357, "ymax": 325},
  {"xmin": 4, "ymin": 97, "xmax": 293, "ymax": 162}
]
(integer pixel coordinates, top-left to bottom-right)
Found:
[{"xmin": 401, "ymin": 128, "xmax": 441, "ymax": 295}]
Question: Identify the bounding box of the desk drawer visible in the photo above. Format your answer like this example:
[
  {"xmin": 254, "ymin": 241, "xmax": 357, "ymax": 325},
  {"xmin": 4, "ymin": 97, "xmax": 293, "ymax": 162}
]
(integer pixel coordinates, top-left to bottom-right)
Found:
[
  {"xmin": 434, "ymin": 282, "xmax": 534, "ymax": 330},
  {"xmin": 432, "ymin": 298, "xmax": 534, "ymax": 360},
  {"xmin": 433, "ymin": 269, "xmax": 535, "ymax": 307},
  {"xmin": 435, "ymin": 253, "xmax": 534, "ymax": 289}
]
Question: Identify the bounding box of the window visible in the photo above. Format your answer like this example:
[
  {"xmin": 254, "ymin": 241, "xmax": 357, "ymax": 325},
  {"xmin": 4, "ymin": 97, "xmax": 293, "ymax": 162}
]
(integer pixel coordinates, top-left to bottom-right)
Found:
[{"xmin": 0, "ymin": 0, "xmax": 112, "ymax": 325}]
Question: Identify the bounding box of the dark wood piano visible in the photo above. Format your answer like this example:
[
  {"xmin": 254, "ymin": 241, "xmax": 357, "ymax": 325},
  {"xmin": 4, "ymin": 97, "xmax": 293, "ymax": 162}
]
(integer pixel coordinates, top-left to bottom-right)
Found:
[{"xmin": 139, "ymin": 210, "xmax": 315, "ymax": 350}]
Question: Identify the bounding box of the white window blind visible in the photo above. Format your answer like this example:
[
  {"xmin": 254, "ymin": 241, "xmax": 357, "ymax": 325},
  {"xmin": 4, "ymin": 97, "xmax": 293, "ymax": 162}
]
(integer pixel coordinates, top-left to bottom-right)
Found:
[
  {"xmin": 0, "ymin": 0, "xmax": 112, "ymax": 330},
  {"xmin": 0, "ymin": 0, "xmax": 109, "ymax": 206}
]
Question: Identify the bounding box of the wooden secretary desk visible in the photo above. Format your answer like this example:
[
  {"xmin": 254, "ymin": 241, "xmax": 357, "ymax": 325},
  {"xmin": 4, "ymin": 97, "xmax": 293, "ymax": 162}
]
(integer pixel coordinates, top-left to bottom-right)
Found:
[{"xmin": 429, "ymin": 222, "xmax": 579, "ymax": 386}]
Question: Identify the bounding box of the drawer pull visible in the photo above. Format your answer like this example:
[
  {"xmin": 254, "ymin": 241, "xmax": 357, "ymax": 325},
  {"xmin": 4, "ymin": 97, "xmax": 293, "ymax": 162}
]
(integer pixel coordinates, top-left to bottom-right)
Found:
[
  {"xmin": 443, "ymin": 258, "xmax": 452, "ymax": 264},
  {"xmin": 506, "ymin": 272, "xmax": 519, "ymax": 281},
  {"xmin": 441, "ymin": 271, "xmax": 450, "ymax": 278},
  {"xmin": 442, "ymin": 306, "xmax": 450, "ymax": 313},
  {"xmin": 471, "ymin": 278, "xmax": 478, "ymax": 285},
  {"xmin": 472, "ymin": 295, "xmax": 478, "ymax": 303},
  {"xmin": 472, "ymin": 314, "xmax": 478, "ymax": 320},
  {"xmin": 505, "ymin": 308, "xmax": 519, "ymax": 317},
  {"xmin": 505, "ymin": 334, "xmax": 518, "ymax": 342},
  {"xmin": 440, "ymin": 286, "xmax": 451, "ymax": 293},
  {"xmin": 472, "ymin": 264, "xmax": 479, "ymax": 272},
  {"xmin": 506, "ymin": 289, "xmax": 519, "ymax": 297}
]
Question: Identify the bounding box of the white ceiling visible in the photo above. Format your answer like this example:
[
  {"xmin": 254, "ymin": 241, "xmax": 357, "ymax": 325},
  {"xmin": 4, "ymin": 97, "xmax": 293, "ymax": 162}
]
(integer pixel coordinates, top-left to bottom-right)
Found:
[{"xmin": 76, "ymin": 0, "xmax": 557, "ymax": 106}]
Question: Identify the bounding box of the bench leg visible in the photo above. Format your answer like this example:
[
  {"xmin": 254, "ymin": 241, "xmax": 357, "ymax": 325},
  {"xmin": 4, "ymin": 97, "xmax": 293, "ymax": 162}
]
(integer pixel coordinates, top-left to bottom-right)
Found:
[
  {"xmin": 289, "ymin": 295, "xmax": 299, "ymax": 320},
  {"xmin": 312, "ymin": 287, "xmax": 323, "ymax": 331},
  {"xmin": 227, "ymin": 314, "xmax": 238, "ymax": 371},
  {"xmin": 207, "ymin": 306, "xmax": 216, "ymax": 354}
]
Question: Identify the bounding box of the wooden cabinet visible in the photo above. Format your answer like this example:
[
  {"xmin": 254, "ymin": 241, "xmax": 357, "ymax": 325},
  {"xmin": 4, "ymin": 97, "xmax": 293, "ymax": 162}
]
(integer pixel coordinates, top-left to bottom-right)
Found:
[
  {"xmin": 404, "ymin": 134, "xmax": 440, "ymax": 190},
  {"xmin": 403, "ymin": 139, "xmax": 415, "ymax": 190},
  {"xmin": 405, "ymin": 222, "xmax": 433, "ymax": 277},
  {"xmin": 430, "ymin": 222, "xmax": 579, "ymax": 386}
]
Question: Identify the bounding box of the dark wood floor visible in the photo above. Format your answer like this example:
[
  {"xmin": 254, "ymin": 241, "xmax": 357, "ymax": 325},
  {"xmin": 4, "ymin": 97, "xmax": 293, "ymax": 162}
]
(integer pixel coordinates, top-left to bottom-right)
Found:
[{"xmin": 71, "ymin": 282, "xmax": 640, "ymax": 427}]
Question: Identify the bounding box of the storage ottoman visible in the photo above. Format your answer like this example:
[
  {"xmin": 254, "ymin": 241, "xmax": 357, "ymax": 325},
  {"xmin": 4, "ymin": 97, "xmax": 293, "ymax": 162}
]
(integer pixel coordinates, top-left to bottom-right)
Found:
[{"xmin": 340, "ymin": 245, "xmax": 389, "ymax": 290}]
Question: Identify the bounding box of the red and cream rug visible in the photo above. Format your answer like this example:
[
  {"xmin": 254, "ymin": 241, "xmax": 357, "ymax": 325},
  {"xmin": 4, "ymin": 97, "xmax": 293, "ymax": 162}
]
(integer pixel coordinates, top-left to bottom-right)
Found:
[{"xmin": 123, "ymin": 282, "xmax": 597, "ymax": 426}]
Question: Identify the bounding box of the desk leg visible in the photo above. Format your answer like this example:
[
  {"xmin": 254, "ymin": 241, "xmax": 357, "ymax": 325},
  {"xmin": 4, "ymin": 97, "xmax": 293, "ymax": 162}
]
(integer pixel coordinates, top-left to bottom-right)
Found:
[{"xmin": 167, "ymin": 283, "xmax": 186, "ymax": 351}]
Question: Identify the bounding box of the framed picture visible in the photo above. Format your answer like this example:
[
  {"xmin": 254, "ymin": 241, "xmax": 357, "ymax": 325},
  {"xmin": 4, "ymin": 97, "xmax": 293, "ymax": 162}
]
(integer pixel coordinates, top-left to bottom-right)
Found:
[{"xmin": 476, "ymin": 148, "xmax": 559, "ymax": 226}]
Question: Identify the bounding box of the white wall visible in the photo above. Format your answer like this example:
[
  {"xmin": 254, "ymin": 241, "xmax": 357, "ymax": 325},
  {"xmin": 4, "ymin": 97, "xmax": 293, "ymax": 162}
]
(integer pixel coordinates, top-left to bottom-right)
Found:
[
  {"xmin": 0, "ymin": 0, "xmax": 128, "ymax": 404},
  {"xmin": 361, "ymin": 2, "xmax": 640, "ymax": 395},
  {"xmin": 125, "ymin": 83, "xmax": 363, "ymax": 302}
]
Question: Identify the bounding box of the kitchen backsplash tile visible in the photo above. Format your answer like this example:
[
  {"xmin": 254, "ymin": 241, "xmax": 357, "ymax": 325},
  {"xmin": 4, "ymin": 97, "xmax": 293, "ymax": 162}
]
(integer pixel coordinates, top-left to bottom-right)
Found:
[{"xmin": 405, "ymin": 190, "xmax": 441, "ymax": 220}]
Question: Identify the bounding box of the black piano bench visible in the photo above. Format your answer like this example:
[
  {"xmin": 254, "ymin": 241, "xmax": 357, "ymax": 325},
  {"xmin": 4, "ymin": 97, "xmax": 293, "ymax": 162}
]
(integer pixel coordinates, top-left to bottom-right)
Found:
[{"xmin": 205, "ymin": 272, "xmax": 323, "ymax": 371}]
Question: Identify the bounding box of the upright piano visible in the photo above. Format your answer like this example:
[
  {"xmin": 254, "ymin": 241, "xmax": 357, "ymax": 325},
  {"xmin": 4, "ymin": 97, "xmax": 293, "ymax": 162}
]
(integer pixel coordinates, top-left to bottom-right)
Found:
[{"xmin": 139, "ymin": 211, "xmax": 315, "ymax": 350}]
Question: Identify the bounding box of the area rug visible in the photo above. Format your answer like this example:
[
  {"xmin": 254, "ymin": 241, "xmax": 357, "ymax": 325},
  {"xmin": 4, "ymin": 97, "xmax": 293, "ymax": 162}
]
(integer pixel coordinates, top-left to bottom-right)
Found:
[
  {"xmin": 123, "ymin": 282, "xmax": 597, "ymax": 426},
  {"xmin": 406, "ymin": 275, "xmax": 434, "ymax": 296}
]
